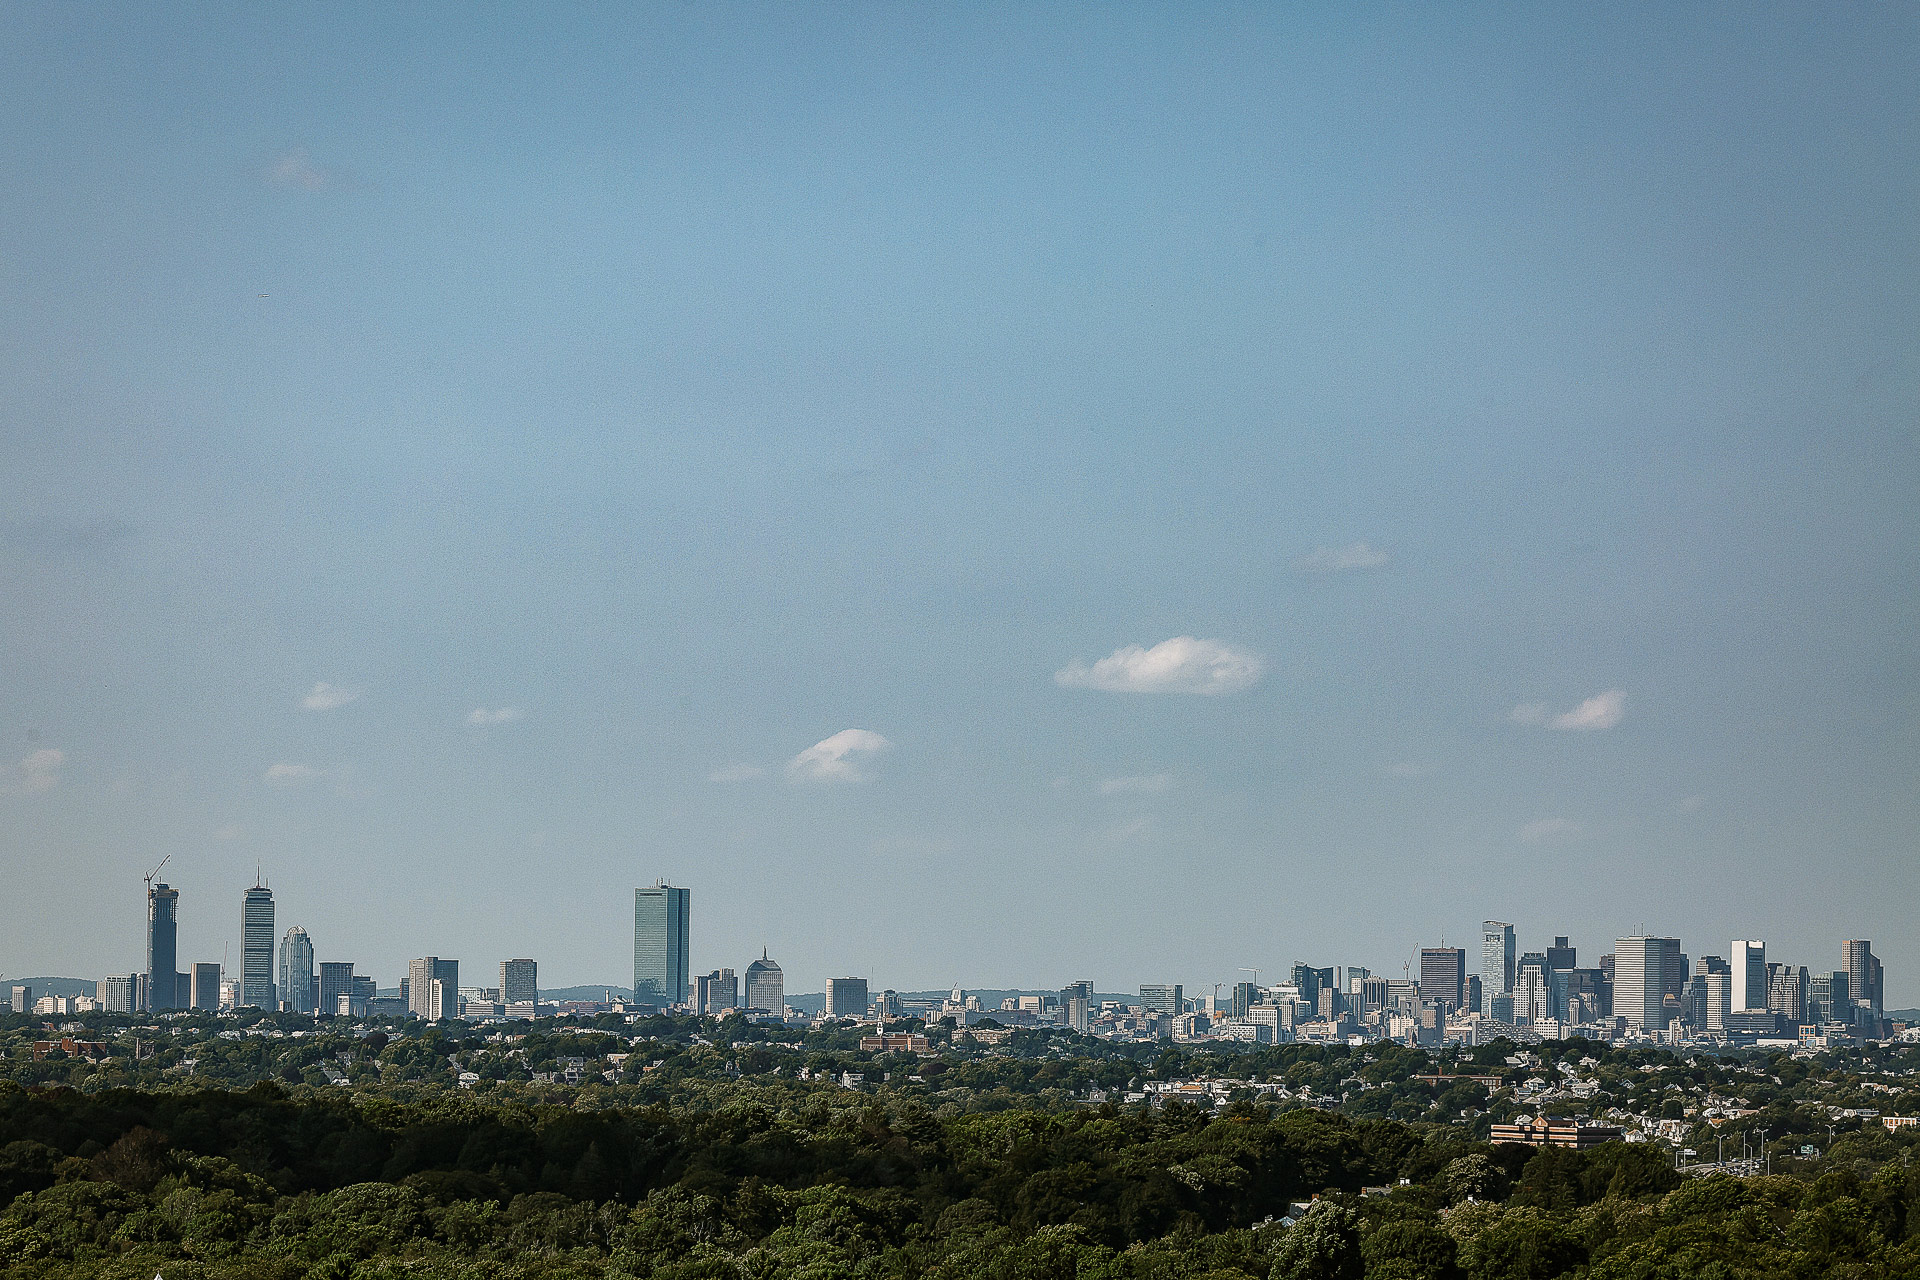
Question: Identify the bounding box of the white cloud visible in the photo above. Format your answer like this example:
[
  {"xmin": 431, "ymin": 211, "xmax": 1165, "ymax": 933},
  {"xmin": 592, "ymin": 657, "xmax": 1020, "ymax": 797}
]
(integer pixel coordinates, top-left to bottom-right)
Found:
[
  {"xmin": 708, "ymin": 764, "xmax": 767, "ymax": 783},
  {"xmin": 1056, "ymin": 636, "xmax": 1265, "ymax": 695},
  {"xmin": 302, "ymin": 682, "xmax": 361, "ymax": 712},
  {"xmin": 1293, "ymin": 541, "xmax": 1390, "ymax": 573},
  {"xmin": 1518, "ymin": 817, "xmax": 1581, "ymax": 843},
  {"xmin": 788, "ymin": 729, "xmax": 892, "ymax": 783},
  {"xmin": 1511, "ymin": 689, "xmax": 1626, "ymax": 731},
  {"xmin": 1099, "ymin": 773, "xmax": 1172, "ymax": 795},
  {"xmin": 465, "ymin": 707, "xmax": 524, "ymax": 726},
  {"xmin": 19, "ymin": 748, "xmax": 64, "ymax": 794},
  {"xmin": 266, "ymin": 147, "xmax": 338, "ymax": 191},
  {"xmin": 264, "ymin": 763, "xmax": 320, "ymax": 785}
]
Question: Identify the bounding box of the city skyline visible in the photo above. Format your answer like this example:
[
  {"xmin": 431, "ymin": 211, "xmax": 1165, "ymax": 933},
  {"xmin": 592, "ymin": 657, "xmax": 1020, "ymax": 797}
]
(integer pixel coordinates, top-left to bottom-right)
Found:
[
  {"xmin": 3, "ymin": 8, "xmax": 1916, "ymax": 997},
  {"xmin": 19, "ymin": 865, "xmax": 1903, "ymax": 1025}
]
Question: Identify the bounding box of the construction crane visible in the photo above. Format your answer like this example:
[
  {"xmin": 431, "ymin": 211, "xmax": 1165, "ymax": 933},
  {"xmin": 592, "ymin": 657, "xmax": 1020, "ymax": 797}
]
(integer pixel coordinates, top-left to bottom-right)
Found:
[{"xmin": 144, "ymin": 854, "xmax": 169, "ymax": 895}]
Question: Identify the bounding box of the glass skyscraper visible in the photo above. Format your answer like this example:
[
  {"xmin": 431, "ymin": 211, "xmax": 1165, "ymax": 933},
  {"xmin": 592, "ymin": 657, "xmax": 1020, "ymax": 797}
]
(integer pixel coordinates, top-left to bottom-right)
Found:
[
  {"xmin": 279, "ymin": 926, "xmax": 315, "ymax": 1014},
  {"xmin": 147, "ymin": 881, "xmax": 180, "ymax": 1011},
  {"xmin": 241, "ymin": 881, "xmax": 276, "ymax": 1009},
  {"xmin": 633, "ymin": 883, "xmax": 689, "ymax": 1007},
  {"xmin": 1481, "ymin": 921, "xmax": 1515, "ymax": 1016}
]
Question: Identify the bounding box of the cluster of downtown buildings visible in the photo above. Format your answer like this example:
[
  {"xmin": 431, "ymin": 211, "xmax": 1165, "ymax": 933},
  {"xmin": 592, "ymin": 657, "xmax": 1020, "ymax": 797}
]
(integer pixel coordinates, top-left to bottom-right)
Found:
[{"xmin": 8, "ymin": 877, "xmax": 1899, "ymax": 1053}]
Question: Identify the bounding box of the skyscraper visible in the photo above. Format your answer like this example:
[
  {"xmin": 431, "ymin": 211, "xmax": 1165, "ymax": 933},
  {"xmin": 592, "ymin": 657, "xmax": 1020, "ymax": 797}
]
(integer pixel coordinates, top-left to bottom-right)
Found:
[
  {"xmin": 1513, "ymin": 953, "xmax": 1552, "ymax": 1025},
  {"xmin": 826, "ymin": 976, "xmax": 869, "ymax": 1018},
  {"xmin": 1481, "ymin": 921, "xmax": 1516, "ymax": 1015},
  {"xmin": 1614, "ymin": 936, "xmax": 1684, "ymax": 1030},
  {"xmin": 744, "ymin": 949, "xmax": 784, "ymax": 1013},
  {"xmin": 694, "ymin": 968, "xmax": 738, "ymax": 1015},
  {"xmin": 500, "ymin": 958, "xmax": 538, "ymax": 1006},
  {"xmin": 408, "ymin": 957, "xmax": 459, "ymax": 1020},
  {"xmin": 1843, "ymin": 940, "xmax": 1881, "ymax": 1016},
  {"xmin": 192, "ymin": 962, "xmax": 222, "ymax": 1012},
  {"xmin": 279, "ymin": 927, "xmax": 315, "ymax": 1014},
  {"xmin": 147, "ymin": 880, "xmax": 181, "ymax": 1011},
  {"xmin": 318, "ymin": 961, "xmax": 355, "ymax": 1017},
  {"xmin": 1420, "ymin": 947, "xmax": 1466, "ymax": 1011},
  {"xmin": 1139, "ymin": 983, "xmax": 1184, "ymax": 1016},
  {"xmin": 240, "ymin": 881, "xmax": 276, "ymax": 1009},
  {"xmin": 633, "ymin": 883, "xmax": 690, "ymax": 1007},
  {"xmin": 1730, "ymin": 940, "xmax": 1766, "ymax": 1012}
]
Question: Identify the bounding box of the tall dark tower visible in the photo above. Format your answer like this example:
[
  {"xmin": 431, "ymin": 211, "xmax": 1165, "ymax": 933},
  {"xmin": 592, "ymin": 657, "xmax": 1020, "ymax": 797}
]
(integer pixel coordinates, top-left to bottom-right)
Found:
[{"xmin": 147, "ymin": 880, "xmax": 180, "ymax": 1010}]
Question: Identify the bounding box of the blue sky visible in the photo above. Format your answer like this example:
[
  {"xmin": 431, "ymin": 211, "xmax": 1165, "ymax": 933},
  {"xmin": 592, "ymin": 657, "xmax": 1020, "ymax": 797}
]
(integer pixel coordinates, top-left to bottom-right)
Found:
[{"xmin": 2, "ymin": 6, "xmax": 1915, "ymax": 1002}]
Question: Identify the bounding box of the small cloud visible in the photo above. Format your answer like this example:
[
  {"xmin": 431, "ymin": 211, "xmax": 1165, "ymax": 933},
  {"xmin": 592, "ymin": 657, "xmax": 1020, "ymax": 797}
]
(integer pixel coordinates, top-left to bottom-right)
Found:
[
  {"xmin": 1385, "ymin": 762, "xmax": 1436, "ymax": 779},
  {"xmin": 1678, "ymin": 794, "xmax": 1706, "ymax": 813},
  {"xmin": 20, "ymin": 748, "xmax": 64, "ymax": 794},
  {"xmin": 302, "ymin": 682, "xmax": 361, "ymax": 712},
  {"xmin": 1099, "ymin": 773, "xmax": 1172, "ymax": 795},
  {"xmin": 1293, "ymin": 541, "xmax": 1390, "ymax": 573},
  {"xmin": 788, "ymin": 729, "xmax": 892, "ymax": 783},
  {"xmin": 1511, "ymin": 689, "xmax": 1626, "ymax": 731},
  {"xmin": 1518, "ymin": 817, "xmax": 1581, "ymax": 844},
  {"xmin": 465, "ymin": 707, "xmax": 524, "ymax": 726},
  {"xmin": 212, "ymin": 823, "xmax": 245, "ymax": 841},
  {"xmin": 708, "ymin": 764, "xmax": 766, "ymax": 783},
  {"xmin": 266, "ymin": 147, "xmax": 339, "ymax": 191},
  {"xmin": 264, "ymin": 763, "xmax": 320, "ymax": 786},
  {"xmin": 1056, "ymin": 636, "xmax": 1265, "ymax": 695}
]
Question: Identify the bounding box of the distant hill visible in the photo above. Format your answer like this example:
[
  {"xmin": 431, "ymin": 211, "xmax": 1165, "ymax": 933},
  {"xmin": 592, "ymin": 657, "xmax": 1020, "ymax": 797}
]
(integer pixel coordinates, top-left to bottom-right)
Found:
[
  {"xmin": 1889, "ymin": 1008, "xmax": 1918, "ymax": 1022},
  {"xmin": 0, "ymin": 977, "xmax": 98, "ymax": 999}
]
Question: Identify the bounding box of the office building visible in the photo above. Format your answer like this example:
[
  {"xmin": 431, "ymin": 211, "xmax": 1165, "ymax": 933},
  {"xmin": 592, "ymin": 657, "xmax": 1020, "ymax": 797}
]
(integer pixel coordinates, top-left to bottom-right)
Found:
[
  {"xmin": 1420, "ymin": 947, "xmax": 1466, "ymax": 1011},
  {"xmin": 633, "ymin": 883, "xmax": 690, "ymax": 1007},
  {"xmin": 1489, "ymin": 1116, "xmax": 1625, "ymax": 1150},
  {"xmin": 825, "ymin": 977, "xmax": 869, "ymax": 1019},
  {"xmin": 1614, "ymin": 936, "xmax": 1683, "ymax": 1030},
  {"xmin": 147, "ymin": 880, "xmax": 182, "ymax": 1010},
  {"xmin": 1731, "ymin": 940, "xmax": 1767, "ymax": 1012},
  {"xmin": 1513, "ymin": 954, "xmax": 1553, "ymax": 1025},
  {"xmin": 408, "ymin": 957, "xmax": 459, "ymax": 1020},
  {"xmin": 1482, "ymin": 922, "xmax": 1516, "ymax": 1016},
  {"xmin": 8, "ymin": 986, "xmax": 30, "ymax": 1014},
  {"xmin": 1545, "ymin": 936, "xmax": 1576, "ymax": 971},
  {"xmin": 1139, "ymin": 983, "xmax": 1184, "ymax": 1016},
  {"xmin": 279, "ymin": 927, "xmax": 316, "ymax": 1014},
  {"xmin": 318, "ymin": 962, "xmax": 355, "ymax": 1017},
  {"xmin": 500, "ymin": 959, "xmax": 538, "ymax": 1006},
  {"xmin": 1060, "ymin": 978, "xmax": 1094, "ymax": 1005},
  {"xmin": 1065, "ymin": 996, "xmax": 1090, "ymax": 1033},
  {"xmin": 192, "ymin": 962, "xmax": 222, "ymax": 1012},
  {"xmin": 744, "ymin": 949, "xmax": 784, "ymax": 1013},
  {"xmin": 1808, "ymin": 971, "xmax": 1849, "ymax": 1025},
  {"xmin": 1843, "ymin": 940, "xmax": 1882, "ymax": 1016},
  {"xmin": 694, "ymin": 968, "xmax": 738, "ymax": 1015},
  {"xmin": 240, "ymin": 881, "xmax": 276, "ymax": 1009},
  {"xmin": 101, "ymin": 974, "xmax": 137, "ymax": 1014},
  {"xmin": 1768, "ymin": 965, "xmax": 1806, "ymax": 1024},
  {"xmin": 1230, "ymin": 981, "xmax": 1259, "ymax": 1018}
]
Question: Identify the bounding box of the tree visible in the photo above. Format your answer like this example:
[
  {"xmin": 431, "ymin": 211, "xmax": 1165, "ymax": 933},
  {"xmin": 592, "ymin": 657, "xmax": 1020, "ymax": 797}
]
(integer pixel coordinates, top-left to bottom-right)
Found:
[{"xmin": 1270, "ymin": 1200, "xmax": 1361, "ymax": 1280}]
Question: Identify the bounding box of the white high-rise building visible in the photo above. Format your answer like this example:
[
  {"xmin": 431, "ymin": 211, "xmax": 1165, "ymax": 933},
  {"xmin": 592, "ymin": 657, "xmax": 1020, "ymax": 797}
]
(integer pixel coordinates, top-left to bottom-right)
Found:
[
  {"xmin": 1482, "ymin": 921, "xmax": 1516, "ymax": 1015},
  {"xmin": 408, "ymin": 957, "xmax": 459, "ymax": 1020},
  {"xmin": 279, "ymin": 926, "xmax": 316, "ymax": 1014},
  {"xmin": 1730, "ymin": 940, "xmax": 1767, "ymax": 1013}
]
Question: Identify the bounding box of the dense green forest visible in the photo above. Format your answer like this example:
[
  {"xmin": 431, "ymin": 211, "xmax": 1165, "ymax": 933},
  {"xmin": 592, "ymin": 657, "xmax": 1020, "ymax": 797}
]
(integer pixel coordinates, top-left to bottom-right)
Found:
[{"xmin": 3, "ymin": 1078, "xmax": 1919, "ymax": 1279}]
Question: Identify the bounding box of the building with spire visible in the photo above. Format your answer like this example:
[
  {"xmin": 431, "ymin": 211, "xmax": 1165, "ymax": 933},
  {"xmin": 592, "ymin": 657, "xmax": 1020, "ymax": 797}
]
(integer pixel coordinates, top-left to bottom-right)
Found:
[
  {"xmin": 240, "ymin": 877, "xmax": 276, "ymax": 1009},
  {"xmin": 744, "ymin": 948, "xmax": 783, "ymax": 1013}
]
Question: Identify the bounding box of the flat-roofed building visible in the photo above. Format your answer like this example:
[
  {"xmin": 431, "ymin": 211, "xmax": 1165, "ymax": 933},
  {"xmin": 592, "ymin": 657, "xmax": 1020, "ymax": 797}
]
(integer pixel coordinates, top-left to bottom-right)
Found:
[{"xmin": 1490, "ymin": 1115, "xmax": 1624, "ymax": 1150}]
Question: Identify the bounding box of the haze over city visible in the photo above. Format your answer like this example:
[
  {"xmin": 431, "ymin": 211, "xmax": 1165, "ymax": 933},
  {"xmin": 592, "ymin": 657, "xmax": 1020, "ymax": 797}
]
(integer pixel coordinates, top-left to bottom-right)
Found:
[{"xmin": 2, "ymin": 7, "xmax": 1916, "ymax": 1003}]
